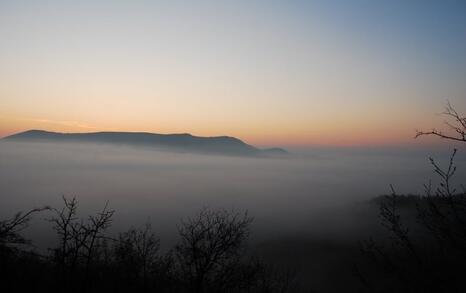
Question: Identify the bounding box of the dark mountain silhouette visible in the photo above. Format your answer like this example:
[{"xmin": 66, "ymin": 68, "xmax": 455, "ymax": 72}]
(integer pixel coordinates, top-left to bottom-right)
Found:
[{"xmin": 3, "ymin": 130, "xmax": 288, "ymax": 157}]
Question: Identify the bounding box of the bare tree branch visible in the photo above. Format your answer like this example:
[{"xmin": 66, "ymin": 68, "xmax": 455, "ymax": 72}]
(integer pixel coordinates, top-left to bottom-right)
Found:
[
  {"xmin": 0, "ymin": 206, "xmax": 50, "ymax": 246},
  {"xmin": 416, "ymin": 102, "xmax": 466, "ymax": 143}
]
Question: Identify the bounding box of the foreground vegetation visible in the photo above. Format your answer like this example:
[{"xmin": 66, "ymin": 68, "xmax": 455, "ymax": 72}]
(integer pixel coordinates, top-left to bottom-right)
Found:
[
  {"xmin": 356, "ymin": 149, "xmax": 466, "ymax": 293},
  {"xmin": 0, "ymin": 201, "xmax": 297, "ymax": 293},
  {"xmin": 355, "ymin": 103, "xmax": 466, "ymax": 292}
]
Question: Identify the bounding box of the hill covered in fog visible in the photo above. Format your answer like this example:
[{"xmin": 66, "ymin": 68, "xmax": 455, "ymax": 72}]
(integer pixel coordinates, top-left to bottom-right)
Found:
[{"xmin": 3, "ymin": 130, "xmax": 288, "ymax": 157}]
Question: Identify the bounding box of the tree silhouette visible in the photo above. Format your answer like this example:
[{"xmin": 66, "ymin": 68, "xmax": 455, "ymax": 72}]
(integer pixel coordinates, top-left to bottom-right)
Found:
[
  {"xmin": 359, "ymin": 103, "xmax": 466, "ymax": 292},
  {"xmin": 0, "ymin": 207, "xmax": 49, "ymax": 248},
  {"xmin": 114, "ymin": 222, "xmax": 161, "ymax": 291},
  {"xmin": 49, "ymin": 196, "xmax": 114, "ymax": 291},
  {"xmin": 174, "ymin": 207, "xmax": 253, "ymax": 293},
  {"xmin": 416, "ymin": 102, "xmax": 466, "ymax": 143}
]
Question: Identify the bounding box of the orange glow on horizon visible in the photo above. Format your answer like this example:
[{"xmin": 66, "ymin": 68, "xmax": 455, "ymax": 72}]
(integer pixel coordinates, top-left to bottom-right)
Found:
[{"xmin": 0, "ymin": 114, "xmax": 437, "ymax": 148}]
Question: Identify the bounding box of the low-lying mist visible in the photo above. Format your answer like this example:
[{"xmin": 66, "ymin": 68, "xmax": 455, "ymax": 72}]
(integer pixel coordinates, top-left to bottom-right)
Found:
[
  {"xmin": 1, "ymin": 141, "xmax": 465, "ymax": 291},
  {"xmin": 1, "ymin": 141, "xmax": 464, "ymax": 240}
]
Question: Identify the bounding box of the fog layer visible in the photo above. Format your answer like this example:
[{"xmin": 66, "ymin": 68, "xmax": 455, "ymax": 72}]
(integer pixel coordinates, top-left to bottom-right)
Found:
[{"xmin": 0, "ymin": 141, "xmax": 464, "ymax": 250}]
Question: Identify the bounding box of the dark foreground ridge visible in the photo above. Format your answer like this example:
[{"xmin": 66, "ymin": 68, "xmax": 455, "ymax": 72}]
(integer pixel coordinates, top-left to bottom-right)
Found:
[{"xmin": 3, "ymin": 130, "xmax": 289, "ymax": 157}]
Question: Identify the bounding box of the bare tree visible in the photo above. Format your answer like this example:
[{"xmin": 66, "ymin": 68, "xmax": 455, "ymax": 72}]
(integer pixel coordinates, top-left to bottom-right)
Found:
[
  {"xmin": 416, "ymin": 102, "xmax": 466, "ymax": 143},
  {"xmin": 379, "ymin": 186, "xmax": 421, "ymax": 265},
  {"xmin": 174, "ymin": 207, "xmax": 253, "ymax": 293},
  {"xmin": 360, "ymin": 127, "xmax": 466, "ymax": 292},
  {"xmin": 417, "ymin": 149, "xmax": 466, "ymax": 251},
  {"xmin": 49, "ymin": 196, "xmax": 79, "ymax": 274},
  {"xmin": 49, "ymin": 196, "xmax": 114, "ymax": 291},
  {"xmin": 82, "ymin": 201, "xmax": 114, "ymax": 275},
  {"xmin": 0, "ymin": 207, "xmax": 49, "ymax": 248},
  {"xmin": 0, "ymin": 206, "xmax": 49, "ymax": 293},
  {"xmin": 114, "ymin": 222, "xmax": 160, "ymax": 291}
]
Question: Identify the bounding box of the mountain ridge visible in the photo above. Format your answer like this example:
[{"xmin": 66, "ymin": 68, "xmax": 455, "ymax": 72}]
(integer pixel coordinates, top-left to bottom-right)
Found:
[{"xmin": 3, "ymin": 130, "xmax": 288, "ymax": 157}]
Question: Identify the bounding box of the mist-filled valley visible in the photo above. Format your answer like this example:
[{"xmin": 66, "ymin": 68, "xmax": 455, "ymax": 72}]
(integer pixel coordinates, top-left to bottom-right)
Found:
[{"xmin": 2, "ymin": 140, "xmax": 465, "ymax": 292}]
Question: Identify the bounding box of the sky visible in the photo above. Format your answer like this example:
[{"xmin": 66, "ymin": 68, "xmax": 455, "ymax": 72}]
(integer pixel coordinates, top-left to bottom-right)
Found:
[{"xmin": 0, "ymin": 0, "xmax": 465, "ymax": 147}]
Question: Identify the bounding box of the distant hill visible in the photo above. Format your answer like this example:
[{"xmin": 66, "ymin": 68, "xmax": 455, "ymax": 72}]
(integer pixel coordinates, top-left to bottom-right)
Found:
[{"xmin": 3, "ymin": 130, "xmax": 289, "ymax": 157}]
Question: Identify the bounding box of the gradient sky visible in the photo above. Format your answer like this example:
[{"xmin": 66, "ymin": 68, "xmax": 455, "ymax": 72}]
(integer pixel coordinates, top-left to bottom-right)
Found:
[{"xmin": 1, "ymin": 0, "xmax": 465, "ymax": 147}]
